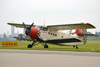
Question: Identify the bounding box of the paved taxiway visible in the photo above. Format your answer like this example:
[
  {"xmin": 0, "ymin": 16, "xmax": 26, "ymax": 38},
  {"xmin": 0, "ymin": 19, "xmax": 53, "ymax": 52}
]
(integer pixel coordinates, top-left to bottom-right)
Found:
[{"xmin": 0, "ymin": 49, "xmax": 100, "ymax": 67}]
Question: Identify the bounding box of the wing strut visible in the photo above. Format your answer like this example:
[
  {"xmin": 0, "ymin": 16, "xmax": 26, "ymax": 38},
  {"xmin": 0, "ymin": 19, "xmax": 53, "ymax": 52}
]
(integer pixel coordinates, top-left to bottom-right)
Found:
[{"xmin": 68, "ymin": 29, "xmax": 72, "ymax": 37}]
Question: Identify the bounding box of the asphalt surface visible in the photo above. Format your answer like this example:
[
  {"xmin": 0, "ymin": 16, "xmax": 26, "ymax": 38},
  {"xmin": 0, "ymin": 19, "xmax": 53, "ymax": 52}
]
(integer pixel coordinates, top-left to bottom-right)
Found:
[{"xmin": 0, "ymin": 49, "xmax": 100, "ymax": 67}]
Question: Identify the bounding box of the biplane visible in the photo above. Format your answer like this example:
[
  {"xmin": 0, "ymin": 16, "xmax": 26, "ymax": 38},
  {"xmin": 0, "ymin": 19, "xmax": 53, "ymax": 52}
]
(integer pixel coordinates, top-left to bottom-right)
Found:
[{"xmin": 7, "ymin": 22, "xmax": 98, "ymax": 49}]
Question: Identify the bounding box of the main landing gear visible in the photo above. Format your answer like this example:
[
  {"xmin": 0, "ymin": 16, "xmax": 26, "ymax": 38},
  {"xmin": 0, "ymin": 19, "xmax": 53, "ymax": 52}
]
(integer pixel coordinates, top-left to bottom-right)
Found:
[
  {"xmin": 28, "ymin": 40, "xmax": 35, "ymax": 48},
  {"xmin": 27, "ymin": 41, "xmax": 48, "ymax": 48},
  {"xmin": 44, "ymin": 42, "xmax": 48, "ymax": 48},
  {"xmin": 28, "ymin": 44, "xmax": 33, "ymax": 48},
  {"xmin": 73, "ymin": 45, "xmax": 78, "ymax": 49}
]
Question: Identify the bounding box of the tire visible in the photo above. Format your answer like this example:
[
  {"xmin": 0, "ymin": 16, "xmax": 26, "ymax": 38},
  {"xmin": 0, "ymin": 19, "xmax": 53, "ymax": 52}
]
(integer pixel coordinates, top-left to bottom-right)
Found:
[
  {"xmin": 73, "ymin": 45, "xmax": 75, "ymax": 47},
  {"xmin": 27, "ymin": 44, "xmax": 32, "ymax": 48},
  {"xmin": 76, "ymin": 46, "xmax": 78, "ymax": 49},
  {"xmin": 44, "ymin": 45, "xmax": 48, "ymax": 48}
]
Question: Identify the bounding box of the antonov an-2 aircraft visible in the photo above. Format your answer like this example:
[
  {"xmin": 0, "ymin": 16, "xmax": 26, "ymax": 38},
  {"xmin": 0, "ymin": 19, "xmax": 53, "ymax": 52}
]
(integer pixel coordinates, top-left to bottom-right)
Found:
[{"xmin": 7, "ymin": 22, "xmax": 98, "ymax": 49}]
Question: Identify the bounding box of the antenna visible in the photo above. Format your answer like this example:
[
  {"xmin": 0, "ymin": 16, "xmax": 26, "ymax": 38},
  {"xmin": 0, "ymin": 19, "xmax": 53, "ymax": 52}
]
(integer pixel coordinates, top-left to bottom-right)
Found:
[
  {"xmin": 43, "ymin": 19, "xmax": 45, "ymax": 27},
  {"xmin": 12, "ymin": 20, "xmax": 13, "ymax": 23}
]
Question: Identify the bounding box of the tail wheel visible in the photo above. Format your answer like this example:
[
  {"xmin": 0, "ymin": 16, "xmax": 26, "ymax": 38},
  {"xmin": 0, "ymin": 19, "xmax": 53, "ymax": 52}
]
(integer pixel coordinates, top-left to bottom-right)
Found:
[{"xmin": 76, "ymin": 46, "xmax": 78, "ymax": 49}]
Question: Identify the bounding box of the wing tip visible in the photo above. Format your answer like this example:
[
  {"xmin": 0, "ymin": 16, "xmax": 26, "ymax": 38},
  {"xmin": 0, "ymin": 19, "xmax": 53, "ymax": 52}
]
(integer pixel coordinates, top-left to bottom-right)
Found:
[
  {"xmin": 86, "ymin": 23, "xmax": 95, "ymax": 28},
  {"xmin": 7, "ymin": 23, "xmax": 15, "ymax": 25},
  {"xmin": 7, "ymin": 23, "xmax": 10, "ymax": 25},
  {"xmin": 93, "ymin": 34, "xmax": 99, "ymax": 37}
]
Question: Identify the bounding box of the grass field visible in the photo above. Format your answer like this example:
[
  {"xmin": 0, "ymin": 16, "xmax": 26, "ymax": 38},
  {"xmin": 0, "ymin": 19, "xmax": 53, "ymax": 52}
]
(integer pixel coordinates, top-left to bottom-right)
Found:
[{"xmin": 0, "ymin": 40, "xmax": 100, "ymax": 52}]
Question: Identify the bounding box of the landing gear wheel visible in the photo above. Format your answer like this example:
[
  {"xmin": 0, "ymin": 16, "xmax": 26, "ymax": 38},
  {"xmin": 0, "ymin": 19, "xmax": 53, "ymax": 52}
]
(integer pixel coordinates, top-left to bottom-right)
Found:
[
  {"xmin": 76, "ymin": 46, "xmax": 78, "ymax": 49},
  {"xmin": 73, "ymin": 45, "xmax": 75, "ymax": 47},
  {"xmin": 44, "ymin": 45, "xmax": 48, "ymax": 48},
  {"xmin": 28, "ymin": 44, "xmax": 32, "ymax": 48}
]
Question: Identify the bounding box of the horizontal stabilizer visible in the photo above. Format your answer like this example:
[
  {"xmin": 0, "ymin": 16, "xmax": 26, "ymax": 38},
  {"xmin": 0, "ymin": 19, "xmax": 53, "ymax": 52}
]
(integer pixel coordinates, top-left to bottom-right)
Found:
[{"xmin": 78, "ymin": 34, "xmax": 98, "ymax": 37}]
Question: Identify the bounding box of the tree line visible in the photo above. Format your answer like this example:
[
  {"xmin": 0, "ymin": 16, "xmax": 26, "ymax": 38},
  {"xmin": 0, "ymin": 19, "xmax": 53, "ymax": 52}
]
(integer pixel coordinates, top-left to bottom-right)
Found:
[{"xmin": 0, "ymin": 33, "xmax": 15, "ymax": 41}]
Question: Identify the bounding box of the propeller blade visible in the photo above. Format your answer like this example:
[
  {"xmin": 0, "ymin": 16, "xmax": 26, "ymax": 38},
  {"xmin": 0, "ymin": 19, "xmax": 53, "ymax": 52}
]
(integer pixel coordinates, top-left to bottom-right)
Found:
[
  {"xmin": 28, "ymin": 32, "xmax": 31, "ymax": 39},
  {"xmin": 22, "ymin": 22, "xmax": 35, "ymax": 39},
  {"xmin": 22, "ymin": 22, "xmax": 27, "ymax": 29},
  {"xmin": 28, "ymin": 22, "xmax": 34, "ymax": 30}
]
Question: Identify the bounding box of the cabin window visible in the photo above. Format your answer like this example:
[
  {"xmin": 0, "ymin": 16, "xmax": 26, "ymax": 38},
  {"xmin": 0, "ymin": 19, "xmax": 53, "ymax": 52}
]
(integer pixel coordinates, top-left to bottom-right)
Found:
[
  {"xmin": 48, "ymin": 32, "xmax": 57, "ymax": 36},
  {"xmin": 55, "ymin": 34, "xmax": 57, "ymax": 36},
  {"xmin": 62, "ymin": 36, "xmax": 63, "ymax": 38},
  {"xmin": 48, "ymin": 32, "xmax": 50, "ymax": 34}
]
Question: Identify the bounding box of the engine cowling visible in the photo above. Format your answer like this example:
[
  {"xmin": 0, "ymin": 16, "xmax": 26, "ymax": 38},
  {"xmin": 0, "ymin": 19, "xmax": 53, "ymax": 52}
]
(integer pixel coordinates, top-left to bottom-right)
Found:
[{"xmin": 26, "ymin": 27, "xmax": 38, "ymax": 40}]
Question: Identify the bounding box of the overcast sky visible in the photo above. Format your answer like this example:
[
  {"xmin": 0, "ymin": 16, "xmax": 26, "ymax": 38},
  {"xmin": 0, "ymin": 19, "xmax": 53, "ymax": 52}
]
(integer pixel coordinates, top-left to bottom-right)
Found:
[{"xmin": 0, "ymin": 0, "xmax": 100, "ymax": 34}]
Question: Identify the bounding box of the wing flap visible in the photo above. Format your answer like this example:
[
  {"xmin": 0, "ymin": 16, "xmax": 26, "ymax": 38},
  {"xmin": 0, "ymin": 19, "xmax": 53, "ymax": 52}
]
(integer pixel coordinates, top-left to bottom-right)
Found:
[{"xmin": 47, "ymin": 23, "xmax": 95, "ymax": 30}]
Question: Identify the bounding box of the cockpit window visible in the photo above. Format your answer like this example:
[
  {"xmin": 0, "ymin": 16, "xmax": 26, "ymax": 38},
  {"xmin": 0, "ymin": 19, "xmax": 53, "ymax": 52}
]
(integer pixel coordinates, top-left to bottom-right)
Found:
[{"xmin": 40, "ymin": 26, "xmax": 48, "ymax": 31}]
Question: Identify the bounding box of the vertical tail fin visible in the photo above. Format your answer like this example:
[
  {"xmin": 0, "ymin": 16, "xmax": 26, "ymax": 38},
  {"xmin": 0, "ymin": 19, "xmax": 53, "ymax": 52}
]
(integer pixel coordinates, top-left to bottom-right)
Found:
[{"xmin": 75, "ymin": 29, "xmax": 87, "ymax": 44}]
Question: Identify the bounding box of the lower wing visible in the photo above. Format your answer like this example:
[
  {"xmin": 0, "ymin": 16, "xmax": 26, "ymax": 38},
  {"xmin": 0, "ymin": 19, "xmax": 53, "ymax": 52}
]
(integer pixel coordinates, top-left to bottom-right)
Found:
[
  {"xmin": 46, "ymin": 38, "xmax": 81, "ymax": 43},
  {"xmin": 13, "ymin": 37, "xmax": 33, "ymax": 41},
  {"xmin": 77, "ymin": 34, "xmax": 98, "ymax": 37},
  {"xmin": 14, "ymin": 37, "xmax": 81, "ymax": 43}
]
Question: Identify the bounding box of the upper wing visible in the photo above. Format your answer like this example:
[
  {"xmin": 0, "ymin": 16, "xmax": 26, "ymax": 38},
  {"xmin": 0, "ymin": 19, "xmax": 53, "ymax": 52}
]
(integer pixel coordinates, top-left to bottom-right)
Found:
[
  {"xmin": 47, "ymin": 23, "xmax": 96, "ymax": 30},
  {"xmin": 7, "ymin": 23, "xmax": 96, "ymax": 30},
  {"xmin": 7, "ymin": 23, "xmax": 36, "ymax": 28}
]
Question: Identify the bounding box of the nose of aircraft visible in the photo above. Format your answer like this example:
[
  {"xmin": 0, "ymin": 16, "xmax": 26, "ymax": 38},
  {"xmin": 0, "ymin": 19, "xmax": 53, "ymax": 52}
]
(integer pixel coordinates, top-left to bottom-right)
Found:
[{"xmin": 23, "ymin": 22, "xmax": 38, "ymax": 40}]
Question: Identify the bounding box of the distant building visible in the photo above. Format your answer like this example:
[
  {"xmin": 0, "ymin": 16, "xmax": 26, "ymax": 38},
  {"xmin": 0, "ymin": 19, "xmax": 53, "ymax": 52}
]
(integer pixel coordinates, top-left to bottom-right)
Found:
[
  {"xmin": 7, "ymin": 31, "xmax": 10, "ymax": 37},
  {"xmin": 17, "ymin": 30, "xmax": 19, "ymax": 35},
  {"xmin": 0, "ymin": 34, "xmax": 3, "ymax": 38},
  {"xmin": 11, "ymin": 22, "xmax": 19, "ymax": 37},
  {"xmin": 11, "ymin": 26, "xmax": 14, "ymax": 36}
]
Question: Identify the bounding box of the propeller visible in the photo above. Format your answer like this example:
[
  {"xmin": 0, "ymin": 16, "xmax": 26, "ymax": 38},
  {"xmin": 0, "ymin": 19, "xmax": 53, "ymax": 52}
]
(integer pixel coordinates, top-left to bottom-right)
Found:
[
  {"xmin": 22, "ymin": 22, "xmax": 34, "ymax": 39},
  {"xmin": 22, "ymin": 22, "xmax": 27, "ymax": 29}
]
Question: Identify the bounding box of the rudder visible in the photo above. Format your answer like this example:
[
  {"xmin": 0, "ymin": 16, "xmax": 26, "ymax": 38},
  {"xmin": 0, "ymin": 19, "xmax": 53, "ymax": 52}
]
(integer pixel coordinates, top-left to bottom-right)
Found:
[{"xmin": 75, "ymin": 29, "xmax": 87, "ymax": 44}]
